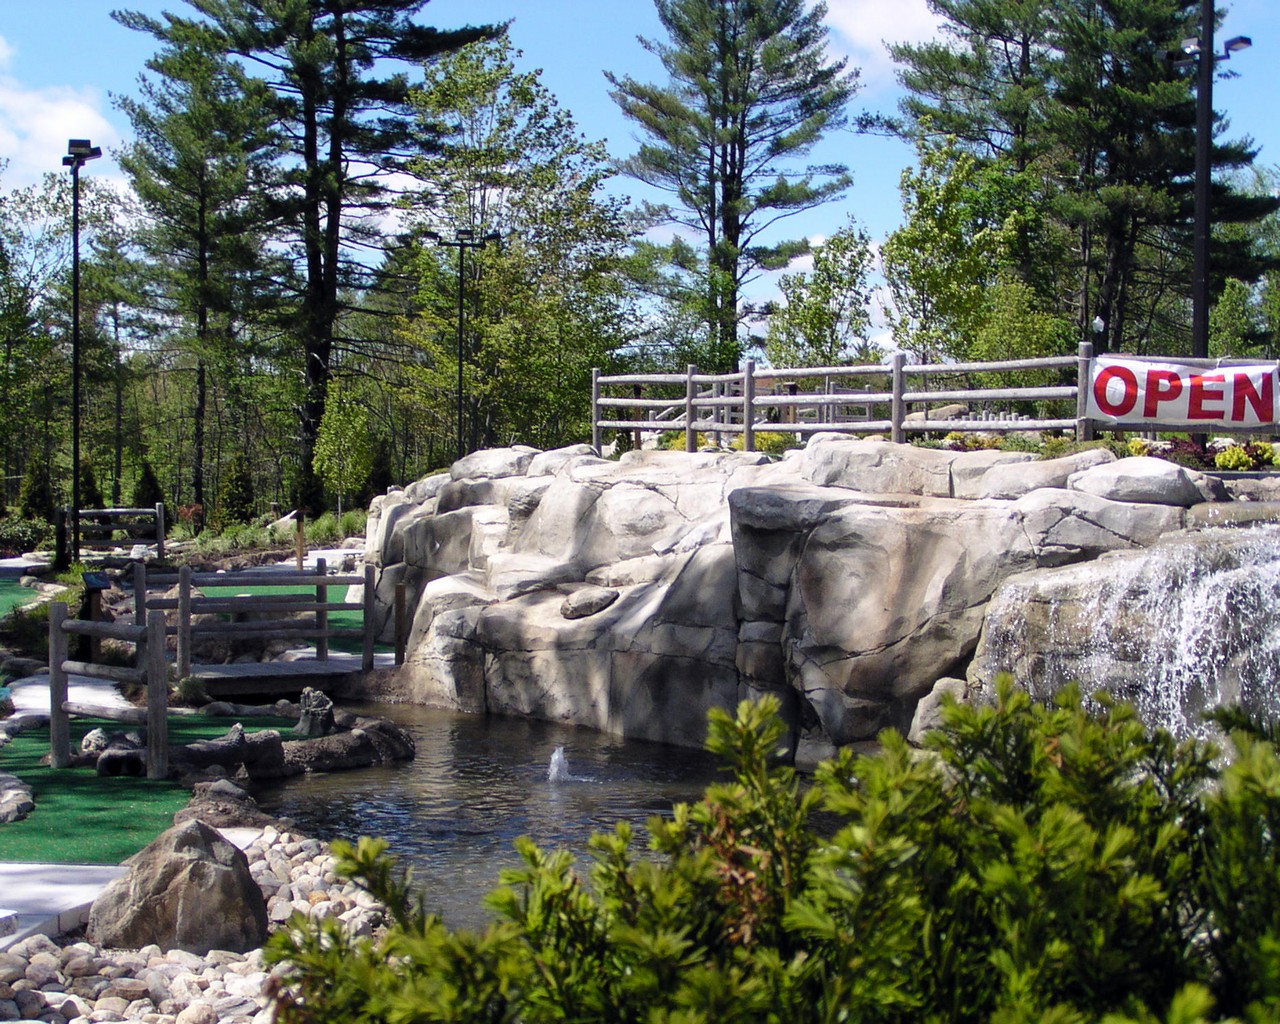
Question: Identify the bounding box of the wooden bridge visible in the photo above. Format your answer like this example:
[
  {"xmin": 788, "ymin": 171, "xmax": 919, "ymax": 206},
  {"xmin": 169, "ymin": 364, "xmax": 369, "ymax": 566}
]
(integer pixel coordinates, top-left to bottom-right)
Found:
[{"xmin": 50, "ymin": 559, "xmax": 400, "ymax": 749}]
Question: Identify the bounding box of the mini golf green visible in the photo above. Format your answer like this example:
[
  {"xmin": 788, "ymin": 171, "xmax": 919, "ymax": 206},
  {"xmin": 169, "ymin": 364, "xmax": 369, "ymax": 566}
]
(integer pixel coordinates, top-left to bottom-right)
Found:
[{"xmin": 0, "ymin": 715, "xmax": 294, "ymax": 865}]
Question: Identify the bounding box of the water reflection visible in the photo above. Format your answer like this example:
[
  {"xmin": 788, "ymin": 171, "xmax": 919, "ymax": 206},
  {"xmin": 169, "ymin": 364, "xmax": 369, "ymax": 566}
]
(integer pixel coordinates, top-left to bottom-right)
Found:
[{"xmin": 252, "ymin": 703, "xmax": 725, "ymax": 930}]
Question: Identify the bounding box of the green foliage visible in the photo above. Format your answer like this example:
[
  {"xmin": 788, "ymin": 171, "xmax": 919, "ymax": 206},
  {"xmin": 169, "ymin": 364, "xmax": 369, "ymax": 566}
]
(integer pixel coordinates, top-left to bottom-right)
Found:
[
  {"xmin": 312, "ymin": 382, "xmax": 371, "ymax": 516},
  {"xmin": 220, "ymin": 451, "xmax": 255, "ymax": 526},
  {"xmin": 405, "ymin": 36, "xmax": 632, "ymax": 454},
  {"xmin": 17, "ymin": 458, "xmax": 57, "ymax": 522},
  {"xmin": 78, "ymin": 460, "xmax": 105, "ymax": 512},
  {"xmin": 130, "ymin": 460, "xmax": 164, "ymax": 509},
  {"xmin": 303, "ymin": 513, "xmax": 343, "ymax": 548},
  {"xmin": 0, "ymin": 515, "xmax": 51, "ymax": 556},
  {"xmin": 608, "ymin": 0, "xmax": 858, "ymax": 370},
  {"xmin": 265, "ymin": 687, "xmax": 1280, "ymax": 1023},
  {"xmin": 764, "ymin": 219, "xmax": 877, "ymax": 368},
  {"xmin": 338, "ymin": 509, "xmax": 367, "ymax": 539}
]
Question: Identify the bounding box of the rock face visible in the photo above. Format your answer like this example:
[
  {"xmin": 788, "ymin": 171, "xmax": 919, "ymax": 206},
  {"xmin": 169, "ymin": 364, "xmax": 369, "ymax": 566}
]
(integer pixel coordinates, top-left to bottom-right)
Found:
[
  {"xmin": 970, "ymin": 523, "xmax": 1280, "ymax": 739},
  {"xmin": 88, "ymin": 819, "xmax": 268, "ymax": 954},
  {"xmin": 361, "ymin": 438, "xmax": 1264, "ymax": 753}
]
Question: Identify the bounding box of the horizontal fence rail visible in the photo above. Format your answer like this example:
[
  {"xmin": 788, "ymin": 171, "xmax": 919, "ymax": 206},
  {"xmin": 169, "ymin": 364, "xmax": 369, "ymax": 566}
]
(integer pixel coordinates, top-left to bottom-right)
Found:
[{"xmin": 55, "ymin": 504, "xmax": 166, "ymax": 565}]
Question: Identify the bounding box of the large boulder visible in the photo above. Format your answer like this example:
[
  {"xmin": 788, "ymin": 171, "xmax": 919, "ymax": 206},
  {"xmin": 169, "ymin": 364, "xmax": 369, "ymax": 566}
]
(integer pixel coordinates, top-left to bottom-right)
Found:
[
  {"xmin": 88, "ymin": 819, "xmax": 267, "ymax": 954},
  {"xmin": 798, "ymin": 438, "xmax": 956, "ymax": 496},
  {"xmin": 977, "ymin": 447, "xmax": 1116, "ymax": 500},
  {"xmin": 1067, "ymin": 455, "xmax": 1209, "ymax": 507}
]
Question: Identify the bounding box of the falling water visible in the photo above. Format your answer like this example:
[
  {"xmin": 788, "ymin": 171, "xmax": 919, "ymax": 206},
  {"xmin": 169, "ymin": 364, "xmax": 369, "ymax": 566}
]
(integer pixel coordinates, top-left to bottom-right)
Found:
[{"xmin": 982, "ymin": 524, "xmax": 1280, "ymax": 740}]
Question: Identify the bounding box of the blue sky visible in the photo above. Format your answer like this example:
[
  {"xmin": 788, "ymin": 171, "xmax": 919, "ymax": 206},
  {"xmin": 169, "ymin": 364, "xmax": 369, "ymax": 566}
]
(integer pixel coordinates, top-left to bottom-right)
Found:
[{"xmin": 1, "ymin": 0, "xmax": 1277, "ymax": 310}]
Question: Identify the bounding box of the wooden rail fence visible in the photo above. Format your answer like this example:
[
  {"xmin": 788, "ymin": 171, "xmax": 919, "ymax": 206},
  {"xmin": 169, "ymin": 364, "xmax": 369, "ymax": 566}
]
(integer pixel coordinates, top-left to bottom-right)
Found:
[
  {"xmin": 55, "ymin": 504, "xmax": 166, "ymax": 566},
  {"xmin": 48, "ymin": 604, "xmax": 168, "ymax": 779},
  {"xmin": 136, "ymin": 560, "xmax": 381, "ymax": 677},
  {"xmin": 592, "ymin": 345, "xmax": 1093, "ymax": 452}
]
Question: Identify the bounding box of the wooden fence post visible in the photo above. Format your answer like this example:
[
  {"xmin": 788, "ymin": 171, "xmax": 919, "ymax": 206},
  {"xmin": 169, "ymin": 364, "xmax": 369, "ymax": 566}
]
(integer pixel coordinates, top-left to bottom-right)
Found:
[
  {"xmin": 49, "ymin": 603, "xmax": 70, "ymax": 769},
  {"xmin": 743, "ymin": 360, "xmax": 756, "ymax": 452},
  {"xmin": 394, "ymin": 581, "xmax": 407, "ymax": 666},
  {"xmin": 362, "ymin": 562, "xmax": 377, "ymax": 672},
  {"xmin": 891, "ymin": 352, "xmax": 907, "ymax": 444},
  {"xmin": 632, "ymin": 383, "xmax": 644, "ymax": 452},
  {"xmin": 685, "ymin": 364, "xmax": 698, "ymax": 453},
  {"xmin": 154, "ymin": 503, "xmax": 166, "ymax": 561},
  {"xmin": 1076, "ymin": 340, "xmax": 1094, "ymax": 441},
  {"xmin": 134, "ymin": 561, "xmax": 147, "ymax": 626},
  {"xmin": 145, "ymin": 610, "xmax": 168, "ymax": 780},
  {"xmin": 315, "ymin": 558, "xmax": 329, "ymax": 661},
  {"xmin": 177, "ymin": 564, "xmax": 192, "ymax": 679},
  {"xmin": 591, "ymin": 368, "xmax": 602, "ymax": 454},
  {"xmin": 295, "ymin": 514, "xmax": 305, "ymax": 570}
]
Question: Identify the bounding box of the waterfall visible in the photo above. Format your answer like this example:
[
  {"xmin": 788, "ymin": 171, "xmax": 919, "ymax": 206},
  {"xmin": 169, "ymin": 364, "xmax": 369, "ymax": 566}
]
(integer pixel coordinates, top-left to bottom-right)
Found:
[{"xmin": 979, "ymin": 524, "xmax": 1280, "ymax": 740}]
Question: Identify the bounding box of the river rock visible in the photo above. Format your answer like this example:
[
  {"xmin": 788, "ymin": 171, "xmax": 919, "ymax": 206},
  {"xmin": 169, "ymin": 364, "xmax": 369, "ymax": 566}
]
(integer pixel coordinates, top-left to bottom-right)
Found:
[{"xmin": 88, "ymin": 820, "xmax": 268, "ymax": 954}]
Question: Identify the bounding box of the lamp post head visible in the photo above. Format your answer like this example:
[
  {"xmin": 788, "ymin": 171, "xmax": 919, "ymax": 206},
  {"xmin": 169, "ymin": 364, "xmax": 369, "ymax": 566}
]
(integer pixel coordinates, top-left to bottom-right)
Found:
[
  {"xmin": 1224, "ymin": 35, "xmax": 1251, "ymax": 54},
  {"xmin": 456, "ymin": 228, "xmax": 475, "ymax": 239}
]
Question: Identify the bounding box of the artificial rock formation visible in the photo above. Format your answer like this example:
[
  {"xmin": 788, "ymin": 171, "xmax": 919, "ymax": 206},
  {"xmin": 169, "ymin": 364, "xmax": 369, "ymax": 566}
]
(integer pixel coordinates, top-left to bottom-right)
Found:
[{"xmin": 360, "ymin": 437, "xmax": 1255, "ymax": 756}]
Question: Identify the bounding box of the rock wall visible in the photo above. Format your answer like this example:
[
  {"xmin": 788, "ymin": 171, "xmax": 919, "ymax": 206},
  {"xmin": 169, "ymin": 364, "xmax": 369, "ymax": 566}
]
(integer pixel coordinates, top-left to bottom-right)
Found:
[{"xmin": 360, "ymin": 439, "xmax": 1240, "ymax": 756}]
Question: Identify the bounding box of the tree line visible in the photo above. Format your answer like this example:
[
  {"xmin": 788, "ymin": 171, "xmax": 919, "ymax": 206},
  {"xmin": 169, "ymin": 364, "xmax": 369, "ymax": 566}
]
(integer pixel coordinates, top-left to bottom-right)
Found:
[{"xmin": 0, "ymin": 0, "xmax": 1275, "ymax": 535}]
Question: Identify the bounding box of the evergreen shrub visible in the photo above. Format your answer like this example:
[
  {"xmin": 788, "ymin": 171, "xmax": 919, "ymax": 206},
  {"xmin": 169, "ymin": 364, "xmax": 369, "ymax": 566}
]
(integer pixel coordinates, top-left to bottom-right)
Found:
[{"xmin": 266, "ymin": 684, "xmax": 1280, "ymax": 1023}]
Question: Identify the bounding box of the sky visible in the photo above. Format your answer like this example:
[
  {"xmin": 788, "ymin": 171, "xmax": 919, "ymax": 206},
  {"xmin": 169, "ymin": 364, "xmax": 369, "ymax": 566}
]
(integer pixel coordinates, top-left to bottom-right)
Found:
[{"xmin": 2, "ymin": 0, "xmax": 1278, "ymax": 306}]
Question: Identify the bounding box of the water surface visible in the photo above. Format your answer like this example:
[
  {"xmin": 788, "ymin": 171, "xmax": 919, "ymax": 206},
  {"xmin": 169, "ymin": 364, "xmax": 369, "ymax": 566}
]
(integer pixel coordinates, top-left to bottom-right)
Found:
[{"xmin": 253, "ymin": 703, "xmax": 725, "ymax": 930}]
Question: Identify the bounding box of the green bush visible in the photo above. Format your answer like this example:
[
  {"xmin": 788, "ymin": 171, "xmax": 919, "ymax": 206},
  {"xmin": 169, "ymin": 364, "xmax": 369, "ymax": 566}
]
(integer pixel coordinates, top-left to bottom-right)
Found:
[
  {"xmin": 130, "ymin": 460, "xmax": 165, "ymax": 509},
  {"xmin": 17, "ymin": 459, "xmax": 57, "ymax": 522},
  {"xmin": 0, "ymin": 515, "xmax": 51, "ymax": 556},
  {"xmin": 338, "ymin": 509, "xmax": 366, "ymax": 539},
  {"xmin": 304, "ymin": 512, "xmax": 342, "ymax": 547},
  {"xmin": 266, "ymin": 685, "xmax": 1280, "ymax": 1023}
]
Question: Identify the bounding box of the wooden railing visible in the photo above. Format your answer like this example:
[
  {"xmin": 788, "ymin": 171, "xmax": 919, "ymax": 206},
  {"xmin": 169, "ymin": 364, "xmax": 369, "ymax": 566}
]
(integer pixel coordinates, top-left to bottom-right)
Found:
[
  {"xmin": 48, "ymin": 603, "xmax": 169, "ymax": 779},
  {"xmin": 56, "ymin": 503, "xmax": 166, "ymax": 565},
  {"xmin": 592, "ymin": 344, "xmax": 1094, "ymax": 452},
  {"xmin": 137, "ymin": 560, "xmax": 380, "ymax": 677}
]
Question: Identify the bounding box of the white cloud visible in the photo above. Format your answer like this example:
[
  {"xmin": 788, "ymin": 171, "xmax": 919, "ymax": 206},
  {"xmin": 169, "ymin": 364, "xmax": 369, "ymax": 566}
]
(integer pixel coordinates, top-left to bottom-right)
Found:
[
  {"xmin": 0, "ymin": 36, "xmax": 15, "ymax": 72},
  {"xmin": 825, "ymin": 0, "xmax": 944, "ymax": 95},
  {"xmin": 0, "ymin": 70, "xmax": 119, "ymax": 191}
]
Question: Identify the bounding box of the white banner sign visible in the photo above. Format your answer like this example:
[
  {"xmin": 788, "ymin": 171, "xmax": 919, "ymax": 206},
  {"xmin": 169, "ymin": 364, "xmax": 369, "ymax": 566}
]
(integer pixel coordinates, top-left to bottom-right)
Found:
[{"xmin": 1086, "ymin": 356, "xmax": 1280, "ymax": 428}]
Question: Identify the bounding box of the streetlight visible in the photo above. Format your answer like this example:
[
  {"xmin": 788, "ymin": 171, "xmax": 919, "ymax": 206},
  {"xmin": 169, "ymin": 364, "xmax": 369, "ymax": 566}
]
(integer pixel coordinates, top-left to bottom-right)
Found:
[
  {"xmin": 1168, "ymin": 1, "xmax": 1252, "ymax": 359},
  {"xmin": 423, "ymin": 228, "xmax": 501, "ymax": 462},
  {"xmin": 61, "ymin": 138, "xmax": 101, "ymax": 565}
]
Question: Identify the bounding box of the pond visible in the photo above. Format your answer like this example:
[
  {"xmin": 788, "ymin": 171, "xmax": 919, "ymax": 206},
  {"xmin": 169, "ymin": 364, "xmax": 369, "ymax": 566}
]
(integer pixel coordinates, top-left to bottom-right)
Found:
[
  {"xmin": 0, "ymin": 577, "xmax": 34, "ymax": 617},
  {"xmin": 252, "ymin": 702, "xmax": 727, "ymax": 931}
]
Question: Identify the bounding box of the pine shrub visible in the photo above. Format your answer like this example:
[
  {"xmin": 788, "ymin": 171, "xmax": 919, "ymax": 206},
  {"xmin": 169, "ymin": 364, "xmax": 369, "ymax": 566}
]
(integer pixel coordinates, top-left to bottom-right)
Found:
[{"xmin": 266, "ymin": 685, "xmax": 1280, "ymax": 1023}]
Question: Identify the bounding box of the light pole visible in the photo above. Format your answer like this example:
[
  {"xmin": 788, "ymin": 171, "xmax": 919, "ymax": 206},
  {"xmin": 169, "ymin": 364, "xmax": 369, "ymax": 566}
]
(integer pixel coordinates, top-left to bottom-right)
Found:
[
  {"xmin": 424, "ymin": 228, "xmax": 500, "ymax": 462},
  {"xmin": 61, "ymin": 138, "xmax": 101, "ymax": 565},
  {"xmin": 1169, "ymin": 3, "xmax": 1251, "ymax": 359}
]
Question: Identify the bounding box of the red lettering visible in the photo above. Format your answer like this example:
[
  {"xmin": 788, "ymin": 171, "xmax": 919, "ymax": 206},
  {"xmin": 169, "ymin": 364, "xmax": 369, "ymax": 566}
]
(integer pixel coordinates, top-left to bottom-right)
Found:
[
  {"xmin": 1188, "ymin": 374, "xmax": 1226, "ymax": 420},
  {"xmin": 1143, "ymin": 369, "xmax": 1183, "ymax": 418},
  {"xmin": 1231, "ymin": 371, "xmax": 1275, "ymax": 423},
  {"xmin": 1093, "ymin": 365, "xmax": 1138, "ymax": 417}
]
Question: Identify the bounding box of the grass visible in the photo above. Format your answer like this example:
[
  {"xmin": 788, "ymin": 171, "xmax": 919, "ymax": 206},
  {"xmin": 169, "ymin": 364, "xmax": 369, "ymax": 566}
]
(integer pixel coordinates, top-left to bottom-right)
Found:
[{"xmin": 0, "ymin": 714, "xmax": 294, "ymax": 865}]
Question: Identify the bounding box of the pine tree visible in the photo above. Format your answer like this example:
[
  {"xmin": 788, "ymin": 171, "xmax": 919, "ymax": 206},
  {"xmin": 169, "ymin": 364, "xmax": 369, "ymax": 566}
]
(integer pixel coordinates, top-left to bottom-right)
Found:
[
  {"xmin": 115, "ymin": 0, "xmax": 498, "ymax": 510},
  {"xmin": 609, "ymin": 0, "xmax": 858, "ymax": 372}
]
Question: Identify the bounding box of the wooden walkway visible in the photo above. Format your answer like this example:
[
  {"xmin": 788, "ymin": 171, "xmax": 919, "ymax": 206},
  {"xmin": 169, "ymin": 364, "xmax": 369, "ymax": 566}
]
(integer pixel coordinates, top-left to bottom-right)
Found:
[{"xmin": 185, "ymin": 655, "xmax": 379, "ymax": 698}]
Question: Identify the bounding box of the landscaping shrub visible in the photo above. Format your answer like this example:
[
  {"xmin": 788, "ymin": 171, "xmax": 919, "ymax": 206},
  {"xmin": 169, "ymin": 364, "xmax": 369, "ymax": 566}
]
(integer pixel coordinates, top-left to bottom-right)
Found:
[
  {"xmin": 130, "ymin": 460, "xmax": 165, "ymax": 509},
  {"xmin": 17, "ymin": 459, "xmax": 57, "ymax": 522},
  {"xmin": 304, "ymin": 512, "xmax": 343, "ymax": 547},
  {"xmin": 0, "ymin": 515, "xmax": 50, "ymax": 556},
  {"xmin": 338, "ymin": 509, "xmax": 366, "ymax": 539},
  {"xmin": 266, "ymin": 684, "xmax": 1280, "ymax": 1023}
]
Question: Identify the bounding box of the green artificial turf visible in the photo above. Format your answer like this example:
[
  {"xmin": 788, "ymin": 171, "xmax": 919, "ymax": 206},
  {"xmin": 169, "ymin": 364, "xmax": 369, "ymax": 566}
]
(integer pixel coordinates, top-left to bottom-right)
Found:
[{"xmin": 0, "ymin": 715, "xmax": 293, "ymax": 865}]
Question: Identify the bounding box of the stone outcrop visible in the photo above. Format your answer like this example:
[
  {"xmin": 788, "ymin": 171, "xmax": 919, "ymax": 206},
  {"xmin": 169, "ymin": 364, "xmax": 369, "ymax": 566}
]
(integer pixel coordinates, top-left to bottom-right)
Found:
[
  {"xmin": 88, "ymin": 819, "xmax": 269, "ymax": 954},
  {"xmin": 361, "ymin": 437, "xmax": 1265, "ymax": 755}
]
